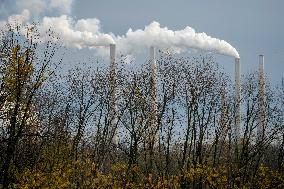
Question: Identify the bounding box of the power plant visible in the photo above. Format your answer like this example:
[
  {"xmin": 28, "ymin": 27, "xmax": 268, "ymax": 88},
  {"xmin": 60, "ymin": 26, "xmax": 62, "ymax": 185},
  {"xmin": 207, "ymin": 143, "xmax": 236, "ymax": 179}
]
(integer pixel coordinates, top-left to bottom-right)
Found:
[
  {"xmin": 107, "ymin": 44, "xmax": 269, "ymax": 148},
  {"xmin": 102, "ymin": 24, "xmax": 266, "ymax": 145}
]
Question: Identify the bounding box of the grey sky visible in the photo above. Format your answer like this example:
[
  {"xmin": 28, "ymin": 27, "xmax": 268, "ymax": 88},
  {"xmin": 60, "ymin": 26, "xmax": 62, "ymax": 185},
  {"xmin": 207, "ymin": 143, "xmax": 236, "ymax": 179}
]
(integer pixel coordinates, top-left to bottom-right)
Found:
[
  {"xmin": 72, "ymin": 0, "xmax": 284, "ymax": 83},
  {"xmin": 0, "ymin": 0, "xmax": 283, "ymax": 83}
]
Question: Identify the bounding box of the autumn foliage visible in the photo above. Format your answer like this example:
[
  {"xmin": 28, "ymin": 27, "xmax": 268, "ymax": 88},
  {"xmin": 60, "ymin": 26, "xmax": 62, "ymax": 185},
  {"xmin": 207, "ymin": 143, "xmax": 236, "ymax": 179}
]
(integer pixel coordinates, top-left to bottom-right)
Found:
[{"xmin": 0, "ymin": 25, "xmax": 283, "ymax": 189}]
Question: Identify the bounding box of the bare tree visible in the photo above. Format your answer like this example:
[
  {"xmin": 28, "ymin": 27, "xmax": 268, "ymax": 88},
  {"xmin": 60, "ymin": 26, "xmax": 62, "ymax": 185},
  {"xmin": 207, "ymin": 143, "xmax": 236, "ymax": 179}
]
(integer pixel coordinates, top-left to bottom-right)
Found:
[{"xmin": 0, "ymin": 24, "xmax": 61, "ymax": 187}]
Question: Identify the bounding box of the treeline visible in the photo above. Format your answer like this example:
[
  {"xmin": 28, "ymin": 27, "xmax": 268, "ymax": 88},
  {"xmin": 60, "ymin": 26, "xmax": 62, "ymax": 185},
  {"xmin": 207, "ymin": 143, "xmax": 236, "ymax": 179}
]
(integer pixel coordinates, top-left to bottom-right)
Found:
[{"xmin": 0, "ymin": 25, "xmax": 283, "ymax": 188}]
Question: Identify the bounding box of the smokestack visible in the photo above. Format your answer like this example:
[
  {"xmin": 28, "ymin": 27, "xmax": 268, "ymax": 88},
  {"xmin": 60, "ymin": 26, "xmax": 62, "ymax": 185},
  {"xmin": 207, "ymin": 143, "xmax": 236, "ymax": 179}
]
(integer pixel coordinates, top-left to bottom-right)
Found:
[
  {"xmin": 110, "ymin": 44, "xmax": 118, "ymax": 144},
  {"xmin": 110, "ymin": 44, "xmax": 116, "ymax": 76},
  {"xmin": 234, "ymin": 58, "xmax": 241, "ymax": 142},
  {"xmin": 150, "ymin": 46, "xmax": 157, "ymax": 133},
  {"xmin": 258, "ymin": 55, "xmax": 266, "ymax": 140}
]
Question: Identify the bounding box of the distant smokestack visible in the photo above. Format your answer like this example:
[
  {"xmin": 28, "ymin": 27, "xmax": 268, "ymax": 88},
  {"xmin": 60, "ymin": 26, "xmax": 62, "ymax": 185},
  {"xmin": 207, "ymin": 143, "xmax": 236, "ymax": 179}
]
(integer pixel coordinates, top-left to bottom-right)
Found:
[
  {"xmin": 110, "ymin": 44, "xmax": 118, "ymax": 144},
  {"xmin": 150, "ymin": 46, "xmax": 157, "ymax": 132},
  {"xmin": 220, "ymin": 87, "xmax": 228, "ymax": 129},
  {"xmin": 258, "ymin": 55, "xmax": 266, "ymax": 140},
  {"xmin": 110, "ymin": 44, "xmax": 116, "ymax": 76},
  {"xmin": 234, "ymin": 58, "xmax": 241, "ymax": 141}
]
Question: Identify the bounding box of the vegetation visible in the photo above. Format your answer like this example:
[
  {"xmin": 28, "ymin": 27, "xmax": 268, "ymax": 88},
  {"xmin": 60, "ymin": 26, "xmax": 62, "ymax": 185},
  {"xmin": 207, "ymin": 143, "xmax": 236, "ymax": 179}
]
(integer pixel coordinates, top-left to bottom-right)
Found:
[{"xmin": 0, "ymin": 24, "xmax": 283, "ymax": 189}]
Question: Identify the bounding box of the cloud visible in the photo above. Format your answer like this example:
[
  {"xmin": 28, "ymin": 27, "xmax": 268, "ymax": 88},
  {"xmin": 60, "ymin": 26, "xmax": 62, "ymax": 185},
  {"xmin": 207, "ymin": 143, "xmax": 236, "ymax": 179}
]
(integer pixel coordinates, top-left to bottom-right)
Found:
[
  {"xmin": 16, "ymin": 0, "xmax": 46, "ymax": 17},
  {"xmin": 0, "ymin": 0, "xmax": 73, "ymax": 19},
  {"xmin": 0, "ymin": 9, "xmax": 30, "ymax": 28},
  {"xmin": 0, "ymin": 0, "xmax": 239, "ymax": 58},
  {"xmin": 49, "ymin": 0, "xmax": 73, "ymax": 14}
]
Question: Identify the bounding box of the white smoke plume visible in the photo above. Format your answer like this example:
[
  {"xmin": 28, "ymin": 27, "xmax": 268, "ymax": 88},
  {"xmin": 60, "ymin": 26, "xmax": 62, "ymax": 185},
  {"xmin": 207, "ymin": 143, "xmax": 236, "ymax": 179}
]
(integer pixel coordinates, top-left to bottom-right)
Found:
[
  {"xmin": 39, "ymin": 15, "xmax": 115, "ymax": 48},
  {"xmin": 0, "ymin": 0, "xmax": 239, "ymax": 58},
  {"xmin": 115, "ymin": 22, "xmax": 240, "ymax": 58},
  {"xmin": 0, "ymin": 14, "xmax": 115, "ymax": 50},
  {"xmin": 37, "ymin": 18, "xmax": 239, "ymax": 58}
]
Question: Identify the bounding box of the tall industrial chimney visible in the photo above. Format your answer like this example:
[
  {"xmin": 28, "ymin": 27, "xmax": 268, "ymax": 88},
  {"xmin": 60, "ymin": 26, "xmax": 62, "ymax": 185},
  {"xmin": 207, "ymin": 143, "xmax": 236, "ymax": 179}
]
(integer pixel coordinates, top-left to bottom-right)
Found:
[
  {"xmin": 258, "ymin": 55, "xmax": 266, "ymax": 140},
  {"xmin": 150, "ymin": 46, "xmax": 157, "ymax": 133},
  {"xmin": 110, "ymin": 44, "xmax": 118, "ymax": 144},
  {"xmin": 234, "ymin": 58, "xmax": 241, "ymax": 142}
]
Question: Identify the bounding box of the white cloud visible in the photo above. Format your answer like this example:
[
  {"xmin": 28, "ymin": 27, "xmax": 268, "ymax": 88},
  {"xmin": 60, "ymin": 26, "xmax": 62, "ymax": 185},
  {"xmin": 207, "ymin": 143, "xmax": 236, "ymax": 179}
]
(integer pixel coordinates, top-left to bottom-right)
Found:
[
  {"xmin": 50, "ymin": 0, "xmax": 73, "ymax": 14},
  {"xmin": 0, "ymin": 0, "xmax": 74, "ymax": 19},
  {"xmin": 0, "ymin": 9, "xmax": 30, "ymax": 28},
  {"xmin": 0, "ymin": 0, "xmax": 239, "ymax": 58},
  {"xmin": 16, "ymin": 0, "xmax": 46, "ymax": 17}
]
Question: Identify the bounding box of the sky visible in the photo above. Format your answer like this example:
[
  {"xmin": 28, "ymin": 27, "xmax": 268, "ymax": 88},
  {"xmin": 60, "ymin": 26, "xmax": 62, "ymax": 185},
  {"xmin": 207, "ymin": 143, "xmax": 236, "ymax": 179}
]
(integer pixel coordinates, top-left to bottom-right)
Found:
[{"xmin": 0, "ymin": 0, "xmax": 283, "ymax": 84}]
